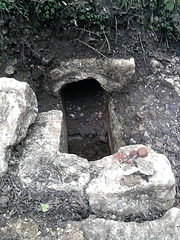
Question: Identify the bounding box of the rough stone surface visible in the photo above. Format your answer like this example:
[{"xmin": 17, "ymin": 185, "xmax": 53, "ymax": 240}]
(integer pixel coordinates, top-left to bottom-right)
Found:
[
  {"xmin": 20, "ymin": 110, "xmax": 68, "ymax": 155},
  {"xmin": 0, "ymin": 218, "xmax": 41, "ymax": 240},
  {"xmin": 5, "ymin": 209, "xmax": 179, "ymax": 240},
  {"xmin": 164, "ymin": 75, "xmax": 180, "ymax": 96},
  {"xmin": 86, "ymin": 145, "xmax": 175, "ymax": 220},
  {"xmin": 82, "ymin": 208, "xmax": 180, "ymax": 240},
  {"xmin": 48, "ymin": 58, "xmax": 135, "ymax": 94},
  {"xmin": 19, "ymin": 152, "xmax": 90, "ymax": 193},
  {"xmin": 108, "ymin": 100, "xmax": 124, "ymax": 152},
  {"xmin": 18, "ymin": 110, "xmax": 90, "ymax": 194},
  {"xmin": 1, "ymin": 208, "xmax": 180, "ymax": 240},
  {"xmin": 0, "ymin": 217, "xmax": 84, "ymax": 240},
  {"xmin": 5, "ymin": 65, "xmax": 15, "ymax": 75},
  {"xmin": 0, "ymin": 77, "xmax": 38, "ymax": 176},
  {"xmin": 150, "ymin": 57, "xmax": 180, "ymax": 96}
]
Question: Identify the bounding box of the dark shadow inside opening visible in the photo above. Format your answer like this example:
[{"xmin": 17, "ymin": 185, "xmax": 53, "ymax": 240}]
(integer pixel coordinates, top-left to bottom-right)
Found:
[{"xmin": 61, "ymin": 78, "xmax": 111, "ymax": 161}]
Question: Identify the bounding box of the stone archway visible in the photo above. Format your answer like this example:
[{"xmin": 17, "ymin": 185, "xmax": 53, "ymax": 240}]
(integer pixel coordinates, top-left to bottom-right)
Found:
[
  {"xmin": 46, "ymin": 57, "xmax": 135, "ymax": 154},
  {"xmin": 47, "ymin": 58, "xmax": 135, "ymax": 95}
]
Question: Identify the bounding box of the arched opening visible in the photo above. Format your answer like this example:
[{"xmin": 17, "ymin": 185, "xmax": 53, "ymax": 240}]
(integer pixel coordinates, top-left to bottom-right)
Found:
[{"xmin": 61, "ymin": 79, "xmax": 111, "ymax": 161}]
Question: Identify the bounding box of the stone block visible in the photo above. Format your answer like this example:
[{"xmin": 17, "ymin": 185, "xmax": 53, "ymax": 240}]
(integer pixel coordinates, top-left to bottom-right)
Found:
[
  {"xmin": 82, "ymin": 208, "xmax": 180, "ymax": 240},
  {"xmin": 48, "ymin": 58, "xmax": 135, "ymax": 94},
  {"xmin": 86, "ymin": 145, "xmax": 175, "ymax": 220},
  {"xmin": 0, "ymin": 77, "xmax": 38, "ymax": 176},
  {"xmin": 18, "ymin": 111, "xmax": 90, "ymax": 194}
]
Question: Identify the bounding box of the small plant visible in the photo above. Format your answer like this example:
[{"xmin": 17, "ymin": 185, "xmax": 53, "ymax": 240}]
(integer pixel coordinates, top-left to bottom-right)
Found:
[
  {"xmin": 35, "ymin": 0, "xmax": 58, "ymax": 20},
  {"xmin": 164, "ymin": 0, "xmax": 176, "ymax": 11},
  {"xmin": 0, "ymin": 0, "xmax": 179, "ymax": 40},
  {"xmin": 0, "ymin": 0, "xmax": 14, "ymax": 12},
  {"xmin": 148, "ymin": 0, "xmax": 179, "ymax": 38},
  {"xmin": 61, "ymin": 0, "xmax": 109, "ymax": 31}
]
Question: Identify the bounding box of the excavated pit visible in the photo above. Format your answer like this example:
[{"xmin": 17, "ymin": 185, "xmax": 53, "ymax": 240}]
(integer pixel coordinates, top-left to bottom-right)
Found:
[{"xmin": 61, "ymin": 79, "xmax": 111, "ymax": 161}]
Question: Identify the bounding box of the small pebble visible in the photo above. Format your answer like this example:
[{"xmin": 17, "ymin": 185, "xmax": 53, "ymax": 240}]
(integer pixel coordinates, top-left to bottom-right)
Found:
[
  {"xmin": 64, "ymin": 176, "xmax": 73, "ymax": 183},
  {"xmin": 161, "ymin": 126, "xmax": 170, "ymax": 135},
  {"xmin": 167, "ymin": 138, "xmax": 175, "ymax": 146},
  {"xmin": 155, "ymin": 140, "xmax": 164, "ymax": 147},
  {"xmin": 2, "ymin": 28, "xmax": 8, "ymax": 35},
  {"xmin": 42, "ymin": 55, "xmax": 53, "ymax": 65},
  {"xmin": 130, "ymin": 138, "xmax": 136, "ymax": 144},
  {"xmin": 129, "ymin": 150, "xmax": 137, "ymax": 157},
  {"xmin": 0, "ymin": 195, "xmax": 9, "ymax": 204},
  {"xmin": 139, "ymin": 124, "xmax": 145, "ymax": 131},
  {"xmin": 149, "ymin": 110, "xmax": 157, "ymax": 120},
  {"xmin": 144, "ymin": 131, "xmax": 149, "ymax": 137},
  {"xmin": 5, "ymin": 66, "xmax": 15, "ymax": 75},
  {"xmin": 177, "ymin": 133, "xmax": 180, "ymax": 143},
  {"xmin": 138, "ymin": 147, "xmax": 148, "ymax": 157},
  {"xmin": 136, "ymin": 112, "xmax": 143, "ymax": 119}
]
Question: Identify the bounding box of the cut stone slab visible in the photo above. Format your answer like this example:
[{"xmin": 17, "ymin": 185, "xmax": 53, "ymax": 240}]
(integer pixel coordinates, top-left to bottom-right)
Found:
[
  {"xmin": 21, "ymin": 110, "xmax": 68, "ymax": 154},
  {"xmin": 86, "ymin": 145, "xmax": 175, "ymax": 220},
  {"xmin": 18, "ymin": 110, "xmax": 90, "ymax": 194},
  {"xmin": 108, "ymin": 100, "xmax": 124, "ymax": 152},
  {"xmin": 0, "ymin": 77, "xmax": 38, "ymax": 177},
  {"xmin": 82, "ymin": 207, "xmax": 180, "ymax": 240},
  {"xmin": 48, "ymin": 58, "xmax": 135, "ymax": 94}
]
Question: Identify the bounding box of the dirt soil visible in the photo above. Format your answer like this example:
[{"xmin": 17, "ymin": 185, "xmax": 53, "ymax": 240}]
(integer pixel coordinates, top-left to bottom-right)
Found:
[{"xmin": 0, "ymin": 17, "xmax": 180, "ymax": 237}]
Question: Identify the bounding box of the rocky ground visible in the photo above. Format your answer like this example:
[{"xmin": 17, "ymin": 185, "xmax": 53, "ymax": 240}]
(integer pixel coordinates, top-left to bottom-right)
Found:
[
  {"xmin": 0, "ymin": 17, "xmax": 180, "ymax": 239},
  {"xmin": 110, "ymin": 54, "xmax": 180, "ymax": 205}
]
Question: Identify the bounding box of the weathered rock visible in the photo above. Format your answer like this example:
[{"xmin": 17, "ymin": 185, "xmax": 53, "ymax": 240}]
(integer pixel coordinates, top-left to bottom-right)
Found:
[
  {"xmin": 0, "ymin": 217, "xmax": 41, "ymax": 240},
  {"xmin": 57, "ymin": 222, "xmax": 85, "ymax": 240},
  {"xmin": 5, "ymin": 65, "xmax": 15, "ymax": 75},
  {"xmin": 86, "ymin": 145, "xmax": 175, "ymax": 220},
  {"xmin": 19, "ymin": 151, "xmax": 90, "ymax": 193},
  {"xmin": 108, "ymin": 100, "xmax": 124, "ymax": 152},
  {"xmin": 20, "ymin": 110, "xmax": 68, "ymax": 155},
  {"xmin": 18, "ymin": 110, "xmax": 90, "ymax": 194},
  {"xmin": 150, "ymin": 59, "xmax": 163, "ymax": 74},
  {"xmin": 81, "ymin": 207, "xmax": 180, "ymax": 240},
  {"xmin": 48, "ymin": 58, "xmax": 135, "ymax": 95},
  {"xmin": 0, "ymin": 77, "xmax": 38, "ymax": 176},
  {"xmin": 164, "ymin": 75, "xmax": 180, "ymax": 96}
]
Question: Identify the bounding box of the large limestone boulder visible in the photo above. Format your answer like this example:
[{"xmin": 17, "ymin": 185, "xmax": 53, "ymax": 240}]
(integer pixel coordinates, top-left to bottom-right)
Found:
[
  {"xmin": 82, "ymin": 207, "xmax": 180, "ymax": 240},
  {"xmin": 48, "ymin": 58, "xmax": 135, "ymax": 95},
  {"xmin": 86, "ymin": 145, "xmax": 175, "ymax": 220},
  {"xmin": 18, "ymin": 110, "xmax": 90, "ymax": 195},
  {"xmin": 0, "ymin": 77, "xmax": 38, "ymax": 177}
]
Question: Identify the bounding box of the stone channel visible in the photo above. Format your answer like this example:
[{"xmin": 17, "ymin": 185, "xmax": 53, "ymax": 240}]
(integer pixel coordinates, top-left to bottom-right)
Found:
[{"xmin": 0, "ymin": 57, "xmax": 180, "ymax": 239}]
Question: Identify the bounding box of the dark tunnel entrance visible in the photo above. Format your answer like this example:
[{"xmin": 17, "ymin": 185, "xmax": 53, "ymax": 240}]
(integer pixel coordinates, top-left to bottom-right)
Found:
[{"xmin": 61, "ymin": 79, "xmax": 111, "ymax": 161}]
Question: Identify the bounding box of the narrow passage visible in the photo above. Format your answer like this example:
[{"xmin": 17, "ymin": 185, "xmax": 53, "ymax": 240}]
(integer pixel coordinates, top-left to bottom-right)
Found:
[{"xmin": 61, "ymin": 79, "xmax": 111, "ymax": 161}]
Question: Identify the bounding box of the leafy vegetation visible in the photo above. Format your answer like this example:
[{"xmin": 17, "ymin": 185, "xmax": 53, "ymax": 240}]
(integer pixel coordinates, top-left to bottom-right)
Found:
[{"xmin": 0, "ymin": 0, "xmax": 179, "ymax": 40}]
